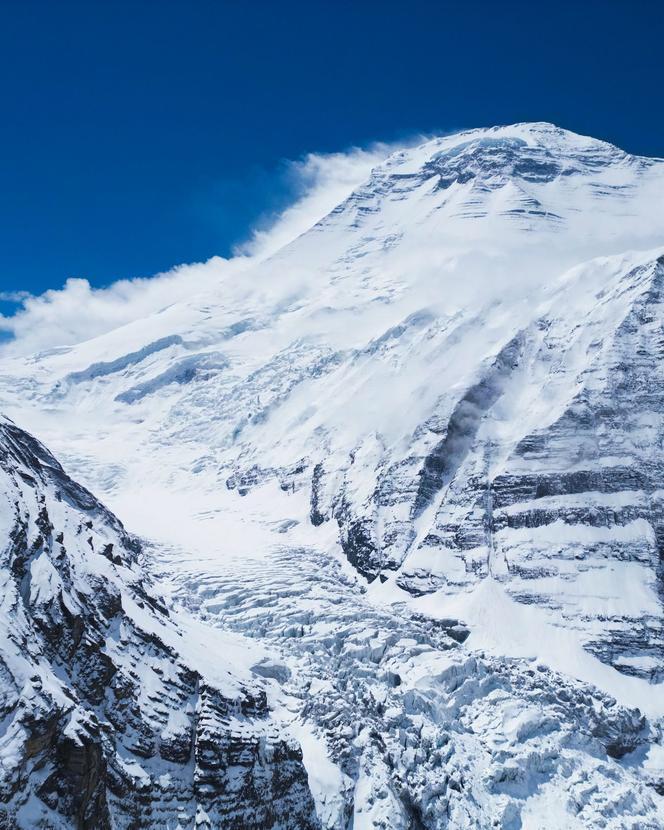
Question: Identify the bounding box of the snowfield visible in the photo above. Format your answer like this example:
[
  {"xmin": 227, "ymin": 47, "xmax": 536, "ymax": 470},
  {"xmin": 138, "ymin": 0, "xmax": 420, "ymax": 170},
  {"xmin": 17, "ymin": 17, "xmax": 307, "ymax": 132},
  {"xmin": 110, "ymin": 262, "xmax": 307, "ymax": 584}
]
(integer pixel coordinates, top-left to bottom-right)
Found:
[{"xmin": 1, "ymin": 122, "xmax": 664, "ymax": 828}]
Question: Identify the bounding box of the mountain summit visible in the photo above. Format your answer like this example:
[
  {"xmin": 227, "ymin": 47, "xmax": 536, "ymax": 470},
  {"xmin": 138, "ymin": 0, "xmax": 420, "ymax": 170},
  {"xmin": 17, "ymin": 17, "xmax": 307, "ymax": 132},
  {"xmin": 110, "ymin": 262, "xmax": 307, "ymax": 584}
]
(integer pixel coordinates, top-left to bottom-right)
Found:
[{"xmin": 1, "ymin": 124, "xmax": 664, "ymax": 828}]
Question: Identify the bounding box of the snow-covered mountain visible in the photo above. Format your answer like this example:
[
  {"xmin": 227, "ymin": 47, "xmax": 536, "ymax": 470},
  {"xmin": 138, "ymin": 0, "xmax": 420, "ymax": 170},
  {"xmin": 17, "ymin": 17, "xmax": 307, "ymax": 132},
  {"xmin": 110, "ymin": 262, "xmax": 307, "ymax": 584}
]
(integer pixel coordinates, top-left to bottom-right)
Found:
[
  {"xmin": 0, "ymin": 414, "xmax": 318, "ymax": 828},
  {"xmin": 1, "ymin": 122, "xmax": 664, "ymax": 827}
]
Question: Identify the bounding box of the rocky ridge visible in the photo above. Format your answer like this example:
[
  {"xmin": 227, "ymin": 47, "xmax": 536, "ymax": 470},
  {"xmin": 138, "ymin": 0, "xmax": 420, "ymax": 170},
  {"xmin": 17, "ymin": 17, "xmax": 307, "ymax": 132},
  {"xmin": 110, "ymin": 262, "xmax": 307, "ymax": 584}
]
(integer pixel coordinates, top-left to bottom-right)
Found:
[{"xmin": 0, "ymin": 415, "xmax": 317, "ymax": 829}]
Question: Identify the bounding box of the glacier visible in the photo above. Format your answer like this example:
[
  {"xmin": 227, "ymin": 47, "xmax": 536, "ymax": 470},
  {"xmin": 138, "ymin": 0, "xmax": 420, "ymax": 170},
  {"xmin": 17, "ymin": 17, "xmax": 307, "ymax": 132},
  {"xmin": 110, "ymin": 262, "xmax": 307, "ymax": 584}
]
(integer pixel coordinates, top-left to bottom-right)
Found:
[{"xmin": 0, "ymin": 122, "xmax": 663, "ymax": 828}]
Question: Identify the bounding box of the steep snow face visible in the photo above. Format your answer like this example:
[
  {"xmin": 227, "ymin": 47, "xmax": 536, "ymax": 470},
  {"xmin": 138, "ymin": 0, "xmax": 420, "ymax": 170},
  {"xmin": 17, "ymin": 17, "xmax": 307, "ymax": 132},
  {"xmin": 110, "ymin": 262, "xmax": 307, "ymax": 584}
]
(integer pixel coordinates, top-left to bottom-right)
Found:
[
  {"xmin": 0, "ymin": 415, "xmax": 317, "ymax": 829},
  {"xmin": 1, "ymin": 123, "xmax": 664, "ymax": 824}
]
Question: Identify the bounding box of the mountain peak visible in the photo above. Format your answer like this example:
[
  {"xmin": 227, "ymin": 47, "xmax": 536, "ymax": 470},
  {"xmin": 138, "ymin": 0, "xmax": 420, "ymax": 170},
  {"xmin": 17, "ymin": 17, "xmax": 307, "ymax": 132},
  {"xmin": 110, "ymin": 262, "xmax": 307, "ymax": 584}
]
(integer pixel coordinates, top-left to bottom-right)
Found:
[
  {"xmin": 380, "ymin": 121, "xmax": 637, "ymax": 182},
  {"xmin": 302, "ymin": 121, "xmax": 664, "ymax": 263}
]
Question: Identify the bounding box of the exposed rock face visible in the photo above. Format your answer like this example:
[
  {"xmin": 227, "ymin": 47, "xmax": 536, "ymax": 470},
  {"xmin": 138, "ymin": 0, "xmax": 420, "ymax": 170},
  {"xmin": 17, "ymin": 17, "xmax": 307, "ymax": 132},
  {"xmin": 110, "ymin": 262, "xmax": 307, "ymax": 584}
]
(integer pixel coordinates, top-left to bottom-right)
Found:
[
  {"xmin": 0, "ymin": 416, "xmax": 318, "ymax": 829},
  {"xmin": 393, "ymin": 256, "xmax": 664, "ymax": 679}
]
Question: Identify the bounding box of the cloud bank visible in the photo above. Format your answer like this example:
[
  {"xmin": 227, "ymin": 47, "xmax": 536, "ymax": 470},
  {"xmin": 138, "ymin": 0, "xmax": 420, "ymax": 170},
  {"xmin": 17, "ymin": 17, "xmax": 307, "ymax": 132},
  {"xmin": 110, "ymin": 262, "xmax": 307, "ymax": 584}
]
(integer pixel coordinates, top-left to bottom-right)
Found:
[{"xmin": 0, "ymin": 144, "xmax": 392, "ymax": 357}]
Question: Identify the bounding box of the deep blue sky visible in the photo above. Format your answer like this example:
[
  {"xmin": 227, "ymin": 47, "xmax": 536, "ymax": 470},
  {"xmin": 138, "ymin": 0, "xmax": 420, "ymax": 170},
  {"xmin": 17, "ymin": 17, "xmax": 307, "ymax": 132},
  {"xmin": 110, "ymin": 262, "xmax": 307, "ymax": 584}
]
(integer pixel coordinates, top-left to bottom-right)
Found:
[{"xmin": 1, "ymin": 0, "xmax": 663, "ymax": 304}]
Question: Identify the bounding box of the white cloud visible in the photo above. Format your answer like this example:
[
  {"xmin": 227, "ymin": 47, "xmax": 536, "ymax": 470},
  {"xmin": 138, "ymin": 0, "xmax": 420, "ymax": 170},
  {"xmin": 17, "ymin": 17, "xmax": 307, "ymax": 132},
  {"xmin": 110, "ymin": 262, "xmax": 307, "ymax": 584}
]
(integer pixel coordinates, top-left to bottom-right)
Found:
[
  {"xmin": 0, "ymin": 144, "xmax": 395, "ymax": 357},
  {"xmin": 0, "ymin": 258, "xmax": 232, "ymax": 357}
]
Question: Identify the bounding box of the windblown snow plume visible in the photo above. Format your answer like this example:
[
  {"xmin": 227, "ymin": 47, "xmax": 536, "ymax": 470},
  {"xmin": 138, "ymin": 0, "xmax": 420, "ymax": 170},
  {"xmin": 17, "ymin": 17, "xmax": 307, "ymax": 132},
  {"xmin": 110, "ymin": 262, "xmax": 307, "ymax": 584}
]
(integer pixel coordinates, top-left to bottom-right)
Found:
[{"xmin": 0, "ymin": 145, "xmax": 393, "ymax": 357}]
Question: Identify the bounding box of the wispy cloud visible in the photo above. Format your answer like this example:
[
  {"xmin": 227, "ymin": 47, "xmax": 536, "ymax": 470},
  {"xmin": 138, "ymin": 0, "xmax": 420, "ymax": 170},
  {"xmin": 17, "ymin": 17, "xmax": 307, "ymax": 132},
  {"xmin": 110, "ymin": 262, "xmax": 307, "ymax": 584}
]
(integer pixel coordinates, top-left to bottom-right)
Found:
[{"xmin": 0, "ymin": 290, "xmax": 32, "ymax": 303}]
